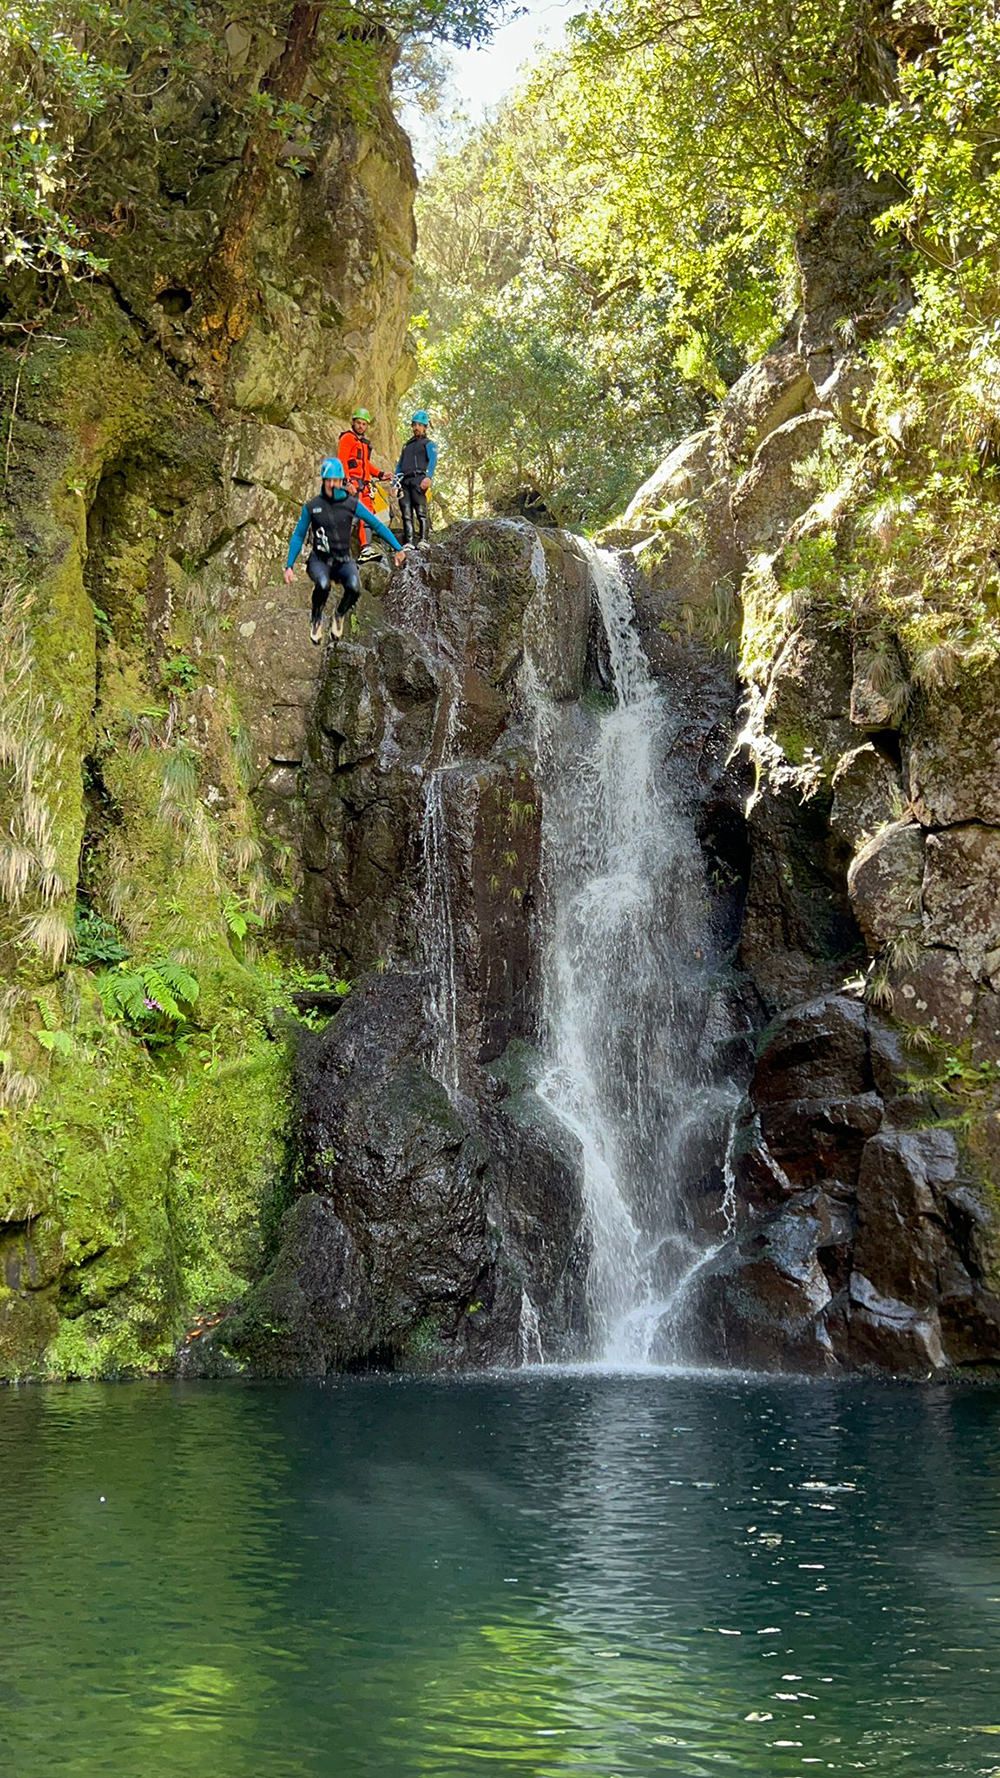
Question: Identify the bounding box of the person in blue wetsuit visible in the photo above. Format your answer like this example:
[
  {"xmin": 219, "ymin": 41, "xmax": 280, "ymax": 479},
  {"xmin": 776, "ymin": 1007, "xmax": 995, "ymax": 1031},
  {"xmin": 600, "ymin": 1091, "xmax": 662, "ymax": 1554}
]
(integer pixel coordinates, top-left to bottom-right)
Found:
[
  {"xmin": 284, "ymin": 457, "xmax": 405, "ymax": 645},
  {"xmin": 395, "ymin": 411, "xmax": 437, "ymax": 547}
]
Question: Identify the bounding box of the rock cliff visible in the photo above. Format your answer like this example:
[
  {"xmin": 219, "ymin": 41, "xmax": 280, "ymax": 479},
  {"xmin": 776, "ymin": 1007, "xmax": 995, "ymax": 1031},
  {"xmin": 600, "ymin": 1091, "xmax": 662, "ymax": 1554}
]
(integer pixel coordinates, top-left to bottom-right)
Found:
[
  {"xmin": 609, "ymin": 319, "xmax": 1000, "ymax": 1375},
  {"xmin": 215, "ymin": 210, "xmax": 1000, "ymax": 1378},
  {"xmin": 3, "ymin": 59, "xmax": 999, "ymax": 1380},
  {"xmin": 0, "ymin": 15, "xmax": 416, "ymax": 1377}
]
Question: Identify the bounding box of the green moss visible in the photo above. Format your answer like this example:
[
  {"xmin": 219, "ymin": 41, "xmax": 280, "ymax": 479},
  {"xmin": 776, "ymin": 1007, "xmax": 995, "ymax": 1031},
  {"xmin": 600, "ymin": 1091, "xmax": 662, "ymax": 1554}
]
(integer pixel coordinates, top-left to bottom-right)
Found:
[
  {"xmin": 0, "ymin": 952, "xmax": 295, "ymax": 1380},
  {"xmin": 775, "ymin": 726, "xmax": 810, "ymax": 767},
  {"xmin": 402, "ymin": 1311, "xmax": 448, "ymax": 1369}
]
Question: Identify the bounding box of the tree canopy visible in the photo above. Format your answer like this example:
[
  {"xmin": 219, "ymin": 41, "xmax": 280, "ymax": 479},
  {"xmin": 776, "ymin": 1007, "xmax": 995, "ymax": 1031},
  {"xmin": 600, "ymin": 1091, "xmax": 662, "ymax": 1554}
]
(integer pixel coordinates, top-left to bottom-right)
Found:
[{"xmin": 411, "ymin": 0, "xmax": 1000, "ymax": 526}]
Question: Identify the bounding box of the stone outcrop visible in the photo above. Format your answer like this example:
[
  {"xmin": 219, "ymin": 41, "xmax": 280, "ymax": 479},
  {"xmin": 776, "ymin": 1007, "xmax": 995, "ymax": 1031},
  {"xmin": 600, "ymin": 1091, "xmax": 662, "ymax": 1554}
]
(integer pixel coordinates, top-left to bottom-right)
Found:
[
  {"xmin": 686, "ymin": 994, "xmax": 1000, "ymax": 1373},
  {"xmin": 219, "ymin": 971, "xmax": 587, "ymax": 1373}
]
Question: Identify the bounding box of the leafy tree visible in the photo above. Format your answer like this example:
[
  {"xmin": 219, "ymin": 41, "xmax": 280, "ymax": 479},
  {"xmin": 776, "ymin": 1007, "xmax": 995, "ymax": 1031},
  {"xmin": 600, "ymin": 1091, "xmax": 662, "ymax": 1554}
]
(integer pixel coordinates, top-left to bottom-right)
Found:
[
  {"xmin": 412, "ymin": 77, "xmax": 709, "ymax": 526},
  {"xmin": 414, "ymin": 304, "xmax": 695, "ymax": 522}
]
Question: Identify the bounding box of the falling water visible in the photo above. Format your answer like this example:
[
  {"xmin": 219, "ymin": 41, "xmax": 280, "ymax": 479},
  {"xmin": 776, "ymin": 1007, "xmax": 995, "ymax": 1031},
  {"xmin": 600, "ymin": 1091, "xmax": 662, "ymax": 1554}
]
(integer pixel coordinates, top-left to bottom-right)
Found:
[
  {"xmin": 421, "ymin": 687, "xmax": 462, "ymax": 1099},
  {"xmin": 519, "ymin": 1288, "xmax": 544, "ymax": 1365},
  {"xmin": 527, "ymin": 543, "xmax": 733, "ymax": 1363}
]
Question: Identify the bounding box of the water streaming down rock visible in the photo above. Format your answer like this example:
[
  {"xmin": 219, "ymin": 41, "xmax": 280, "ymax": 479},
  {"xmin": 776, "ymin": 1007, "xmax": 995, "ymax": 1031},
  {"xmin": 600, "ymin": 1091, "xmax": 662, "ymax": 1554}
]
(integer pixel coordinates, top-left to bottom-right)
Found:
[
  {"xmin": 393, "ymin": 553, "xmax": 465, "ymax": 1102},
  {"xmin": 519, "ymin": 1288, "xmax": 544, "ymax": 1364},
  {"xmin": 420, "ymin": 688, "xmax": 462, "ymax": 1099},
  {"xmin": 526, "ymin": 543, "xmax": 736, "ymax": 1363}
]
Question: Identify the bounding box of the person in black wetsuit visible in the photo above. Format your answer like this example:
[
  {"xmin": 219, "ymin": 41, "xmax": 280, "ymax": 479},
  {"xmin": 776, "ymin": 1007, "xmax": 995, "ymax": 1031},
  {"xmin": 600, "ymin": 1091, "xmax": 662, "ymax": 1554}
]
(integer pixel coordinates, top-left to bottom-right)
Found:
[
  {"xmin": 395, "ymin": 410, "xmax": 437, "ymax": 547},
  {"xmin": 284, "ymin": 456, "xmax": 405, "ymax": 644}
]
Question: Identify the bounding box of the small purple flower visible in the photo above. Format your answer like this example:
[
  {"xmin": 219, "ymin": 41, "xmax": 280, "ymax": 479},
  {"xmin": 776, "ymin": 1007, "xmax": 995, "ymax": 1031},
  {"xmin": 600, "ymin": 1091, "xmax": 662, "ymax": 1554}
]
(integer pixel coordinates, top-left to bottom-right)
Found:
[{"xmin": 144, "ymin": 996, "xmax": 162, "ymax": 1012}]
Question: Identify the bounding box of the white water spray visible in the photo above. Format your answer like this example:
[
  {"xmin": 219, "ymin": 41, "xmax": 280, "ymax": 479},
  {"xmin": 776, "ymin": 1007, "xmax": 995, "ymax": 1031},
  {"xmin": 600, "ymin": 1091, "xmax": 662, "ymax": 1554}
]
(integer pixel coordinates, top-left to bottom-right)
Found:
[
  {"xmin": 420, "ymin": 685, "xmax": 462, "ymax": 1100},
  {"xmin": 527, "ymin": 543, "xmax": 734, "ymax": 1362}
]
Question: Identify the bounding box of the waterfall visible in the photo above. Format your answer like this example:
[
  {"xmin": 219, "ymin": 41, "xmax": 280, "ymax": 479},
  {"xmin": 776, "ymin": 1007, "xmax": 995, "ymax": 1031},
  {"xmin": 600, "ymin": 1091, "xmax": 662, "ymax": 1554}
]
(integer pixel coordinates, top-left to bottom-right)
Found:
[{"xmin": 527, "ymin": 543, "xmax": 732, "ymax": 1364}]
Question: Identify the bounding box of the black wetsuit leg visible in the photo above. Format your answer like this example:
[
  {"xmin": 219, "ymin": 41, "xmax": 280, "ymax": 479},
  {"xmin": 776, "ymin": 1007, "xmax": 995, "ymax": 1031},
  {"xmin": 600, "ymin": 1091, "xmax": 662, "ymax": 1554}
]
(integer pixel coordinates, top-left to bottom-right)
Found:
[
  {"xmin": 399, "ymin": 483, "xmax": 416, "ymax": 545},
  {"xmin": 331, "ymin": 556, "xmax": 362, "ymax": 618},
  {"xmin": 401, "ymin": 478, "xmax": 429, "ymax": 543},
  {"xmin": 307, "ymin": 550, "xmax": 333, "ymax": 626}
]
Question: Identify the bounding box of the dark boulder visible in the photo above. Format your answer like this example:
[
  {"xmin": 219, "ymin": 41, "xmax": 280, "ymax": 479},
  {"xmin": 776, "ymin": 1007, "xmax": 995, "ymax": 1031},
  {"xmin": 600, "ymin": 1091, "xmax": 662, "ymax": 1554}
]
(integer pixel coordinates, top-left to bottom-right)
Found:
[
  {"xmin": 219, "ymin": 971, "xmax": 586, "ymax": 1375},
  {"xmin": 696, "ymin": 992, "xmax": 1000, "ymax": 1374}
]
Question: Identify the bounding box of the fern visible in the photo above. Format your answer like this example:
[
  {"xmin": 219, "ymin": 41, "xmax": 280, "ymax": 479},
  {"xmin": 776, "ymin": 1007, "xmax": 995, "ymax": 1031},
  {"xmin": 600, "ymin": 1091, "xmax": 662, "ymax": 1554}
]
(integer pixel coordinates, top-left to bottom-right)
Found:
[{"xmin": 97, "ymin": 957, "xmax": 200, "ymax": 1049}]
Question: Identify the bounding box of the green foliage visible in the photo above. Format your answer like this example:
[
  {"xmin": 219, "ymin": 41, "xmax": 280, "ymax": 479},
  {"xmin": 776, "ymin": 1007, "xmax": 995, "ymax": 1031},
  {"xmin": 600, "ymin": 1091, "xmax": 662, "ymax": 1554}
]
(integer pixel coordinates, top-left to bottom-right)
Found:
[
  {"xmin": 97, "ymin": 956, "xmax": 199, "ymax": 1048},
  {"xmin": 0, "ymin": 947, "xmax": 296, "ymax": 1380},
  {"xmin": 0, "ymin": 2, "xmax": 119, "ymax": 274},
  {"xmin": 222, "ymin": 894, "xmax": 264, "ymax": 945},
  {"xmin": 414, "ymin": 307, "xmax": 664, "ymax": 523},
  {"xmin": 413, "ymin": 0, "xmax": 1000, "ymax": 542},
  {"xmin": 404, "ymin": 1311, "xmax": 446, "ymax": 1366},
  {"xmin": 413, "ymin": 0, "xmax": 887, "ymax": 526},
  {"xmin": 850, "ymin": 0, "xmax": 1000, "ymax": 290},
  {"xmin": 161, "ymin": 653, "xmax": 199, "ymax": 694},
  {"xmin": 816, "ymin": 2, "xmax": 1000, "ymax": 687},
  {"xmin": 283, "ymin": 960, "xmax": 351, "ymax": 1029},
  {"xmin": 73, "ymin": 903, "xmax": 128, "ymax": 965},
  {"xmin": 411, "ymin": 88, "xmax": 707, "ymax": 527},
  {"xmin": 0, "ymin": 0, "xmax": 509, "ymax": 281},
  {"xmin": 286, "ymin": 961, "xmax": 350, "ymax": 996}
]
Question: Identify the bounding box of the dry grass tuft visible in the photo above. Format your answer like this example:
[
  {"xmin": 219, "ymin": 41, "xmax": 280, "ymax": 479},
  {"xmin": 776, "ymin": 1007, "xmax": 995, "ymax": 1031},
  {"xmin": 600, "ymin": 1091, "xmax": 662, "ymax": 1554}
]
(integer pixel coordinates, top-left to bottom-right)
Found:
[
  {"xmin": 0, "ymin": 573, "xmax": 67, "ymax": 940},
  {"xmin": 20, "ymin": 908, "xmax": 74, "ymax": 969}
]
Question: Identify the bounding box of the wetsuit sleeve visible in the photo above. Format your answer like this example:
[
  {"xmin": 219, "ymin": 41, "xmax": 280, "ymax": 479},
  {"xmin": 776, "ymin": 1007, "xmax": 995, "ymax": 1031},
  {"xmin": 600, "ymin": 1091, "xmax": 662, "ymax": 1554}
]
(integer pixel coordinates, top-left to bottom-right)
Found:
[
  {"xmin": 286, "ymin": 503, "xmax": 311, "ymax": 569},
  {"xmin": 356, "ymin": 500, "xmax": 402, "ymax": 551},
  {"xmin": 426, "ymin": 440, "xmax": 438, "ymax": 478},
  {"xmin": 395, "ymin": 449, "xmax": 404, "ymax": 476}
]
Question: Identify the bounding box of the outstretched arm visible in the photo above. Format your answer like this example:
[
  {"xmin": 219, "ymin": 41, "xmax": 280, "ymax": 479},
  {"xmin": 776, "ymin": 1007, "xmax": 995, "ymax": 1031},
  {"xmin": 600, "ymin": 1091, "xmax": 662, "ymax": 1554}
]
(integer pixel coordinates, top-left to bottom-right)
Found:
[
  {"xmin": 285, "ymin": 504, "xmax": 310, "ymax": 570},
  {"xmin": 356, "ymin": 501, "xmax": 402, "ymax": 551},
  {"xmin": 356, "ymin": 500, "xmax": 406, "ymax": 564}
]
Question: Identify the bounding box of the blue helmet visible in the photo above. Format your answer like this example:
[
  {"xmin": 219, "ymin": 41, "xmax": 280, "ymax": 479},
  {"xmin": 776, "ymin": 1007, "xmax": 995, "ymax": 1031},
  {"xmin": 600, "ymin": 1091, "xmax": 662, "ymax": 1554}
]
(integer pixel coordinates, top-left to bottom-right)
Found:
[
  {"xmin": 410, "ymin": 410, "xmax": 430, "ymax": 427},
  {"xmin": 320, "ymin": 457, "xmax": 344, "ymax": 480}
]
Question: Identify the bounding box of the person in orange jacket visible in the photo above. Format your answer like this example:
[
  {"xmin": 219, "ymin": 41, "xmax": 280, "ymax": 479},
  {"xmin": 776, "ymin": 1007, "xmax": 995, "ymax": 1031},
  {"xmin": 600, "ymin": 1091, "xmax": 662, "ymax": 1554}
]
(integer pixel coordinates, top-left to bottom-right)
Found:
[{"xmin": 337, "ymin": 407, "xmax": 391, "ymax": 553}]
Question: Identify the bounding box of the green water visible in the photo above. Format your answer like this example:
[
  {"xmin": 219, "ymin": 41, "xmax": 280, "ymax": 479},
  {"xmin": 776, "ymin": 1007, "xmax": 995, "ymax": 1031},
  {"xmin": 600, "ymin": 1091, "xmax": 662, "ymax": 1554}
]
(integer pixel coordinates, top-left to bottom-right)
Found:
[{"xmin": 1, "ymin": 1371, "xmax": 999, "ymax": 1777}]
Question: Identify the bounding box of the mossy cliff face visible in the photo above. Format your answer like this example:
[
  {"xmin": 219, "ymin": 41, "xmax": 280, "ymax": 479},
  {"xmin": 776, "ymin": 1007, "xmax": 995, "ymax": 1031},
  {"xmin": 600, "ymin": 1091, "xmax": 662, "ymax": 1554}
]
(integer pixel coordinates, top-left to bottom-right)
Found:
[
  {"xmin": 0, "ymin": 17, "xmax": 416, "ymax": 1378},
  {"xmin": 5, "ymin": 53, "xmax": 999, "ymax": 1383}
]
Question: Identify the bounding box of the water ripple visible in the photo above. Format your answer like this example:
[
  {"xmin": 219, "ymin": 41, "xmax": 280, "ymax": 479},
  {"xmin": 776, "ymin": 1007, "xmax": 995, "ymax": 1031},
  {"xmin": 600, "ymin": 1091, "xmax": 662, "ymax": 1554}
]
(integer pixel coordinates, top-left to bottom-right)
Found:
[{"xmin": 1, "ymin": 1373, "xmax": 999, "ymax": 1777}]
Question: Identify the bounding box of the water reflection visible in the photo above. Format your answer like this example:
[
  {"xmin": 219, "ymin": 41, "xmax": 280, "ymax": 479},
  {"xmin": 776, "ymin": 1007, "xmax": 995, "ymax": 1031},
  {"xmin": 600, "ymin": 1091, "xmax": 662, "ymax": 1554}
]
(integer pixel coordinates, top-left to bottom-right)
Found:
[{"xmin": 1, "ymin": 1374, "xmax": 998, "ymax": 1776}]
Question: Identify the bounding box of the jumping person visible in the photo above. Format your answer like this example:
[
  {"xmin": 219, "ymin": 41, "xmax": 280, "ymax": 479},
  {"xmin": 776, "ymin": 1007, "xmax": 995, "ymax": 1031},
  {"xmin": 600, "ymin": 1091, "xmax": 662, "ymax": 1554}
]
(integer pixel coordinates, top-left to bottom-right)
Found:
[
  {"xmin": 337, "ymin": 407, "xmax": 391, "ymax": 553},
  {"xmin": 395, "ymin": 410, "xmax": 437, "ymax": 547},
  {"xmin": 284, "ymin": 457, "xmax": 405, "ymax": 645}
]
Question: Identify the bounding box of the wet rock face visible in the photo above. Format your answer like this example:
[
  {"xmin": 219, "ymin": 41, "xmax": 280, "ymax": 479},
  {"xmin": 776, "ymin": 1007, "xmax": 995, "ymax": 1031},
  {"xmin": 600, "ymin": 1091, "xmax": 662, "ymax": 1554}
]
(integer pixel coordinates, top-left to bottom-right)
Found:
[
  {"xmin": 687, "ymin": 995, "xmax": 1000, "ymax": 1375},
  {"xmin": 223, "ymin": 517, "xmax": 747, "ymax": 1377},
  {"xmin": 277, "ymin": 526, "xmax": 564, "ymax": 1035},
  {"xmin": 222, "ymin": 971, "xmax": 587, "ymax": 1375},
  {"xmin": 215, "ymin": 525, "xmax": 616, "ymax": 1374}
]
